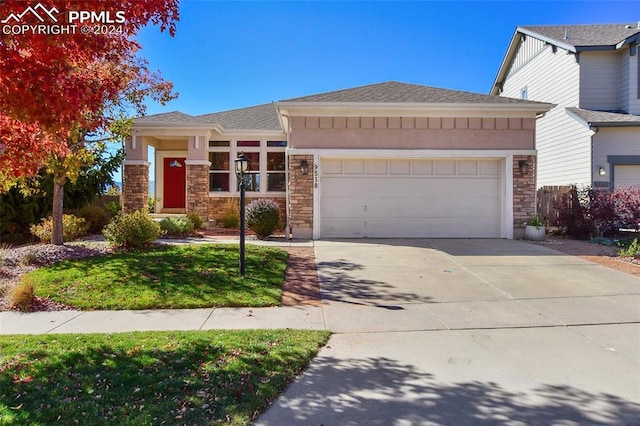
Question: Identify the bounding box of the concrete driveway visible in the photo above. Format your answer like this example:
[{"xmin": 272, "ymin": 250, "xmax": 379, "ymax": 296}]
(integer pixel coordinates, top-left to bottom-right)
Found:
[{"xmin": 258, "ymin": 239, "xmax": 640, "ymax": 425}]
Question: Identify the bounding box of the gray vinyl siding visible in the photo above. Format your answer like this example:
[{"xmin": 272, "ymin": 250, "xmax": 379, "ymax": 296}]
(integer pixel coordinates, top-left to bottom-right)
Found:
[
  {"xmin": 501, "ymin": 38, "xmax": 590, "ymax": 187},
  {"xmin": 579, "ymin": 51, "xmax": 621, "ymax": 111},
  {"xmin": 620, "ymin": 50, "xmax": 631, "ymax": 112},
  {"xmin": 592, "ymin": 127, "xmax": 640, "ymax": 184},
  {"xmin": 618, "ymin": 48, "xmax": 639, "ymax": 114}
]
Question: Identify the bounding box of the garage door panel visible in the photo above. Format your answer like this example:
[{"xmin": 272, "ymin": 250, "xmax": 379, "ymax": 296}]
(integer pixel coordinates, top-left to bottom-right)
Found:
[
  {"xmin": 320, "ymin": 159, "xmax": 502, "ymax": 238},
  {"xmin": 614, "ymin": 165, "xmax": 640, "ymax": 188},
  {"xmin": 346, "ymin": 198, "xmax": 499, "ymax": 219},
  {"xmin": 323, "ymin": 176, "xmax": 497, "ymax": 198}
]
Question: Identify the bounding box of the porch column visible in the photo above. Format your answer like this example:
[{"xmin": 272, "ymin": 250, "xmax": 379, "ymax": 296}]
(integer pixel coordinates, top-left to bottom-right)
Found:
[
  {"xmin": 186, "ymin": 135, "xmax": 211, "ymax": 220},
  {"xmin": 513, "ymin": 154, "xmax": 536, "ymax": 238},
  {"xmin": 122, "ymin": 135, "xmax": 150, "ymax": 213},
  {"xmin": 288, "ymin": 154, "xmax": 314, "ymax": 239}
]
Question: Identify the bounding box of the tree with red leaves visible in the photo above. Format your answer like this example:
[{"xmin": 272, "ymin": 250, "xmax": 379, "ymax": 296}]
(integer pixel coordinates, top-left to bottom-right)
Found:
[{"xmin": 0, "ymin": 0, "xmax": 180, "ymax": 244}]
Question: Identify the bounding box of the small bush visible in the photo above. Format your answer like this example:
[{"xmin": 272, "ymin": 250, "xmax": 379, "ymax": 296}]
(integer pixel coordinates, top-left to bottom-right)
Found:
[
  {"xmin": 222, "ymin": 199, "xmax": 240, "ymax": 228},
  {"xmin": 159, "ymin": 216, "xmax": 195, "ymax": 236},
  {"xmin": 148, "ymin": 196, "xmax": 156, "ymax": 213},
  {"xmin": 104, "ymin": 200, "xmax": 121, "ymax": 218},
  {"xmin": 555, "ymin": 186, "xmax": 593, "ymax": 239},
  {"xmin": 103, "ymin": 210, "xmax": 161, "ymax": 249},
  {"xmin": 186, "ymin": 212, "xmax": 204, "ymax": 230},
  {"xmin": 76, "ymin": 205, "xmax": 111, "ymax": 235},
  {"xmin": 10, "ymin": 276, "xmax": 35, "ymax": 311},
  {"xmin": 619, "ymin": 238, "xmax": 640, "ymax": 257},
  {"xmin": 30, "ymin": 214, "xmax": 89, "ymax": 243},
  {"xmin": 20, "ymin": 249, "xmax": 38, "ymax": 266},
  {"xmin": 246, "ymin": 199, "xmax": 281, "ymax": 239}
]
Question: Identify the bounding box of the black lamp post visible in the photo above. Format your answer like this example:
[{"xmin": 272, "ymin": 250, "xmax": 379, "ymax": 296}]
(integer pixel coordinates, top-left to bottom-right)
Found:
[{"xmin": 234, "ymin": 152, "xmax": 249, "ymax": 275}]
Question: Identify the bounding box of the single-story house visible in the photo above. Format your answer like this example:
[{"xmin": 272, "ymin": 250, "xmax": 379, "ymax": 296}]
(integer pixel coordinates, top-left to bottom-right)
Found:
[{"xmin": 124, "ymin": 81, "xmax": 553, "ymax": 239}]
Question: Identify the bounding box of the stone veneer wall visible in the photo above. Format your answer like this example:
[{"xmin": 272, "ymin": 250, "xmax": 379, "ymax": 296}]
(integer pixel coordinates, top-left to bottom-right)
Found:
[
  {"xmin": 186, "ymin": 164, "xmax": 210, "ymax": 219},
  {"xmin": 513, "ymin": 155, "xmax": 536, "ymax": 238},
  {"xmin": 123, "ymin": 164, "xmax": 149, "ymax": 213},
  {"xmin": 208, "ymin": 196, "xmax": 287, "ymax": 225},
  {"xmin": 288, "ymin": 154, "xmax": 314, "ymax": 239}
]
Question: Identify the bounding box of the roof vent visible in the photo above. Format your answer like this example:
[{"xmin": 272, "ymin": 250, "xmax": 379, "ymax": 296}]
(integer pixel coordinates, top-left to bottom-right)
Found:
[{"xmin": 563, "ymin": 28, "xmax": 568, "ymax": 40}]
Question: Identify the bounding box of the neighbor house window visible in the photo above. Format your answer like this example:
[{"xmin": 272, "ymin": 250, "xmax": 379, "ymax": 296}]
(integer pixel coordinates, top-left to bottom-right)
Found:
[
  {"xmin": 520, "ymin": 87, "xmax": 528, "ymax": 100},
  {"xmin": 208, "ymin": 139, "xmax": 287, "ymax": 194}
]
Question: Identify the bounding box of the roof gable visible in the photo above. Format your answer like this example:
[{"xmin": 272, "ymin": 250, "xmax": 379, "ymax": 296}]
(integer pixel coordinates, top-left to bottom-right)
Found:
[{"xmin": 491, "ymin": 23, "xmax": 640, "ymax": 96}]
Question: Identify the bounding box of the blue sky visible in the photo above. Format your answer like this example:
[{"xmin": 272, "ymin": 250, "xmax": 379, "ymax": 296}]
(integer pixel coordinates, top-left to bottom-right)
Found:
[
  {"xmin": 117, "ymin": 0, "xmax": 636, "ymax": 184},
  {"xmin": 136, "ymin": 0, "xmax": 638, "ymax": 117}
]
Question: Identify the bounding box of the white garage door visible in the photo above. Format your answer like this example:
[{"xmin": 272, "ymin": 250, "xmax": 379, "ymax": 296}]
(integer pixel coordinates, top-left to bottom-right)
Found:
[
  {"xmin": 320, "ymin": 158, "xmax": 502, "ymax": 238},
  {"xmin": 614, "ymin": 165, "xmax": 640, "ymax": 188}
]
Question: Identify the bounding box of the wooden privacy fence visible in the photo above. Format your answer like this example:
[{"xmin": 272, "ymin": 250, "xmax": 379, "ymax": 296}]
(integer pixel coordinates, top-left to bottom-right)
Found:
[{"xmin": 537, "ymin": 185, "xmax": 572, "ymax": 226}]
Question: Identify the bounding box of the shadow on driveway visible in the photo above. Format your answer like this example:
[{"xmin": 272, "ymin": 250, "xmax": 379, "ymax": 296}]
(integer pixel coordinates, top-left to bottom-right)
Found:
[
  {"xmin": 258, "ymin": 355, "xmax": 640, "ymax": 425},
  {"xmin": 317, "ymin": 259, "xmax": 433, "ymax": 306}
]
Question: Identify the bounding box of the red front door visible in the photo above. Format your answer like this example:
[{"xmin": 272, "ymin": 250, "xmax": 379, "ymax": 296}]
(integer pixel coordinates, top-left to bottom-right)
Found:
[{"xmin": 163, "ymin": 158, "xmax": 186, "ymax": 208}]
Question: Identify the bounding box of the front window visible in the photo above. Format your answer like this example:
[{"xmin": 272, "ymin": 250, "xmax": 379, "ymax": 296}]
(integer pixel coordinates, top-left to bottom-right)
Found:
[
  {"xmin": 209, "ymin": 151, "xmax": 229, "ymax": 191},
  {"xmin": 208, "ymin": 139, "xmax": 287, "ymax": 194},
  {"xmin": 267, "ymin": 152, "xmax": 286, "ymax": 191}
]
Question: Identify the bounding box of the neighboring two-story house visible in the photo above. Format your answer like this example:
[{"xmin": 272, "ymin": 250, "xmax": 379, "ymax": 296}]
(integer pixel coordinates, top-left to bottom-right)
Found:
[{"xmin": 491, "ymin": 23, "xmax": 640, "ymax": 189}]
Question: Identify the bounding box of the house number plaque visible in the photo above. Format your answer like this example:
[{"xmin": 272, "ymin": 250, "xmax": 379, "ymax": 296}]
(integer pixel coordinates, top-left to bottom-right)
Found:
[{"xmin": 313, "ymin": 163, "xmax": 319, "ymax": 188}]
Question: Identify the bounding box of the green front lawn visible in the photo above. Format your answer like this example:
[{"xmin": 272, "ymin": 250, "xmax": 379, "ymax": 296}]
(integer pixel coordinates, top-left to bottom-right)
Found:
[
  {"xmin": 26, "ymin": 244, "xmax": 288, "ymax": 310},
  {"xmin": 0, "ymin": 330, "xmax": 330, "ymax": 425}
]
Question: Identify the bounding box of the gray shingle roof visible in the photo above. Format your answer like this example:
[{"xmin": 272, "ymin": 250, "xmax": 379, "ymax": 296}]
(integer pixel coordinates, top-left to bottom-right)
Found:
[
  {"xmin": 134, "ymin": 111, "xmax": 202, "ymax": 124},
  {"xmin": 197, "ymin": 103, "xmax": 281, "ymax": 131},
  {"xmin": 134, "ymin": 104, "xmax": 282, "ymax": 131},
  {"xmin": 281, "ymin": 81, "xmax": 543, "ymax": 105},
  {"xmin": 567, "ymin": 107, "xmax": 640, "ymax": 127},
  {"xmin": 135, "ymin": 82, "xmax": 550, "ymax": 130},
  {"xmin": 520, "ymin": 23, "xmax": 640, "ymax": 49}
]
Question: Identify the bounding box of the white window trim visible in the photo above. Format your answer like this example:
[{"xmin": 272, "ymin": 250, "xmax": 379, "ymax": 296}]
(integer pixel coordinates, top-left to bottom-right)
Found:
[{"xmin": 208, "ymin": 138, "xmax": 287, "ymax": 197}]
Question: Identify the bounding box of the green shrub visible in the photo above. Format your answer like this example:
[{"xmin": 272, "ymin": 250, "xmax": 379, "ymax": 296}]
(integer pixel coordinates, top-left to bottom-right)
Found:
[
  {"xmin": 223, "ymin": 213, "xmax": 239, "ymax": 228},
  {"xmin": 186, "ymin": 212, "xmax": 204, "ymax": 230},
  {"xmin": 104, "ymin": 200, "xmax": 121, "ymax": 218},
  {"xmin": 103, "ymin": 210, "xmax": 161, "ymax": 249},
  {"xmin": 30, "ymin": 214, "xmax": 89, "ymax": 243},
  {"xmin": 148, "ymin": 196, "xmax": 156, "ymax": 213},
  {"xmin": 159, "ymin": 216, "xmax": 195, "ymax": 236},
  {"xmin": 246, "ymin": 199, "xmax": 281, "ymax": 239},
  {"xmin": 76, "ymin": 205, "xmax": 111, "ymax": 234},
  {"xmin": 619, "ymin": 238, "xmax": 640, "ymax": 257}
]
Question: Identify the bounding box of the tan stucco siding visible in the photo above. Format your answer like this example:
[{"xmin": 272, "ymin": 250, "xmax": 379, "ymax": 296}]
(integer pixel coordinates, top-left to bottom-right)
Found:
[{"xmin": 289, "ymin": 116, "xmax": 536, "ymax": 150}]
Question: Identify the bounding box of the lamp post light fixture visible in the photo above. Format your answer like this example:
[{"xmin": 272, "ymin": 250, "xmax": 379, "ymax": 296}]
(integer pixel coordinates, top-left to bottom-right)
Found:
[{"xmin": 234, "ymin": 152, "xmax": 249, "ymax": 276}]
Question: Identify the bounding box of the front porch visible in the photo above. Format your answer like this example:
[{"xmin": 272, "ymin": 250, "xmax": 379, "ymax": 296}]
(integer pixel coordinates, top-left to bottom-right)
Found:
[{"xmin": 122, "ymin": 132, "xmax": 210, "ymax": 219}]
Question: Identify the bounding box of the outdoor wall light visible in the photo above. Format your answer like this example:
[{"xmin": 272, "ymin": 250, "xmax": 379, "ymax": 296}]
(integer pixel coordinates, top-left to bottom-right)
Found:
[
  {"xmin": 300, "ymin": 159, "xmax": 309, "ymax": 175},
  {"xmin": 519, "ymin": 160, "xmax": 529, "ymax": 175},
  {"xmin": 598, "ymin": 166, "xmax": 606, "ymax": 176}
]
